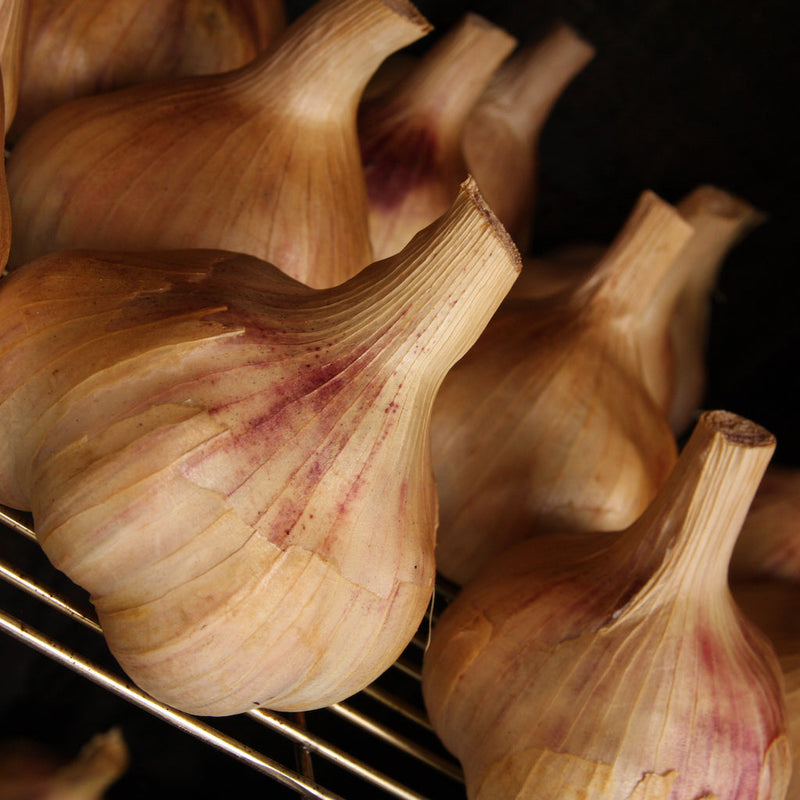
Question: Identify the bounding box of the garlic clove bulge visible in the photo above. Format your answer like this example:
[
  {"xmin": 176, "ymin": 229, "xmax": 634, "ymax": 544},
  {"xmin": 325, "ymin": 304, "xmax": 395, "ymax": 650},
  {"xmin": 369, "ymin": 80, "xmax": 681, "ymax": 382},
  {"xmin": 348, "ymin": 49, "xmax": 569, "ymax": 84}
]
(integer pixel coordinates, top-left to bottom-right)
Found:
[
  {"xmin": 10, "ymin": 0, "xmax": 286, "ymax": 139},
  {"xmin": 423, "ymin": 410, "xmax": 791, "ymax": 800},
  {"xmin": 734, "ymin": 579, "xmax": 800, "ymax": 800},
  {"xmin": 0, "ymin": 0, "xmax": 26, "ymax": 133},
  {"xmin": 432, "ymin": 190, "xmax": 689, "ymax": 585},
  {"xmin": 0, "ymin": 177, "xmax": 521, "ymax": 715},
  {"xmin": 463, "ymin": 21, "xmax": 595, "ymax": 252},
  {"xmin": 358, "ymin": 12, "xmax": 516, "ymax": 260},
  {"xmin": 7, "ymin": 0, "xmax": 432, "ymax": 286}
]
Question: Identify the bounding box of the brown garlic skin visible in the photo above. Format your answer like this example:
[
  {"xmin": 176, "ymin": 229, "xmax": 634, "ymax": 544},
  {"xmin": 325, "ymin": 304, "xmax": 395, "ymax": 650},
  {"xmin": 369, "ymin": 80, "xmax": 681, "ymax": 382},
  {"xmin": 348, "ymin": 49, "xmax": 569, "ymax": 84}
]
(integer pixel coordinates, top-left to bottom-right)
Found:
[
  {"xmin": 734, "ymin": 580, "xmax": 800, "ymax": 800},
  {"xmin": 731, "ymin": 465, "xmax": 800, "ymax": 582},
  {"xmin": 9, "ymin": 0, "xmax": 286, "ymax": 140},
  {"xmin": 0, "ymin": 728, "xmax": 128, "ymax": 800},
  {"xmin": 358, "ymin": 12, "xmax": 516, "ymax": 260},
  {"xmin": 0, "ymin": 179, "xmax": 520, "ymax": 716},
  {"xmin": 431, "ymin": 191, "xmax": 688, "ymax": 586},
  {"xmin": 0, "ymin": 0, "xmax": 27, "ymax": 132},
  {"xmin": 7, "ymin": 0, "xmax": 432, "ymax": 287},
  {"xmin": 462, "ymin": 21, "xmax": 595, "ymax": 252},
  {"xmin": 668, "ymin": 186, "xmax": 766, "ymax": 435},
  {"xmin": 423, "ymin": 411, "xmax": 791, "ymax": 800}
]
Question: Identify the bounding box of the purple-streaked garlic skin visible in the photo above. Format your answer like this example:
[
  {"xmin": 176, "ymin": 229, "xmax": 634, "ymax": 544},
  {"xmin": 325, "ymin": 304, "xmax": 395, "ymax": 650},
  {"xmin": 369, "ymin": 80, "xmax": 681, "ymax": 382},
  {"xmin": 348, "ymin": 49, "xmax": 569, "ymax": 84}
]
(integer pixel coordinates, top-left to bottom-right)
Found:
[
  {"xmin": 0, "ymin": 179, "xmax": 520, "ymax": 715},
  {"xmin": 423, "ymin": 412, "xmax": 791, "ymax": 799},
  {"xmin": 359, "ymin": 12, "xmax": 516, "ymax": 260}
]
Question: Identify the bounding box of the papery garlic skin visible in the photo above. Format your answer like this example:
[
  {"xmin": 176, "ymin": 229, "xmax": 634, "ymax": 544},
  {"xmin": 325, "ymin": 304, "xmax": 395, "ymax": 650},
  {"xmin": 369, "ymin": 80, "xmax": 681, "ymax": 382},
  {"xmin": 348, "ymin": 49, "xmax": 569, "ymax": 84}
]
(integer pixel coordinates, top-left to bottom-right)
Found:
[
  {"xmin": 359, "ymin": 12, "xmax": 516, "ymax": 260},
  {"xmin": 463, "ymin": 22, "xmax": 595, "ymax": 251},
  {"xmin": 423, "ymin": 412, "xmax": 791, "ymax": 800},
  {"xmin": 0, "ymin": 179, "xmax": 520, "ymax": 715},
  {"xmin": 432, "ymin": 191, "xmax": 688, "ymax": 585},
  {"xmin": 10, "ymin": 0, "xmax": 286, "ymax": 138},
  {"xmin": 0, "ymin": 0, "xmax": 26, "ymax": 132},
  {"xmin": 734, "ymin": 580, "xmax": 800, "ymax": 800},
  {"xmin": 7, "ymin": 0, "xmax": 432, "ymax": 287}
]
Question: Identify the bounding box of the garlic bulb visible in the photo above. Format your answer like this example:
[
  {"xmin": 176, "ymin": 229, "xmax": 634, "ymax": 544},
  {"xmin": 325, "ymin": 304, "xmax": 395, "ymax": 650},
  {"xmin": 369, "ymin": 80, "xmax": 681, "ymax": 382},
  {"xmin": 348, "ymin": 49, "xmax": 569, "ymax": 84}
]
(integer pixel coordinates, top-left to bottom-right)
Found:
[
  {"xmin": 358, "ymin": 12, "xmax": 516, "ymax": 260},
  {"xmin": 0, "ymin": 178, "xmax": 520, "ymax": 715},
  {"xmin": 10, "ymin": 0, "xmax": 286, "ymax": 138},
  {"xmin": 423, "ymin": 410, "xmax": 791, "ymax": 800},
  {"xmin": 0, "ymin": 728, "xmax": 128, "ymax": 800},
  {"xmin": 7, "ymin": 0, "xmax": 432, "ymax": 286},
  {"xmin": 463, "ymin": 22, "xmax": 595, "ymax": 251},
  {"xmin": 432, "ymin": 190, "xmax": 689, "ymax": 585},
  {"xmin": 508, "ymin": 184, "xmax": 763, "ymax": 434},
  {"xmin": 668, "ymin": 185, "xmax": 765, "ymax": 435},
  {"xmin": 0, "ymin": 0, "xmax": 26, "ymax": 132},
  {"xmin": 731, "ymin": 465, "xmax": 800, "ymax": 582},
  {"xmin": 734, "ymin": 580, "xmax": 800, "ymax": 799}
]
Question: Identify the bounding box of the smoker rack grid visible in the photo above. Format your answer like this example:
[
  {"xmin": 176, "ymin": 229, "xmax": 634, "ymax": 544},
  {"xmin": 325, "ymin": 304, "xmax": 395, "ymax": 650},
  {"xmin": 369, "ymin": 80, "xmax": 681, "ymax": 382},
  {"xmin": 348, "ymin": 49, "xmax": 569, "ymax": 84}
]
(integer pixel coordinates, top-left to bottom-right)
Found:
[{"xmin": 0, "ymin": 504, "xmax": 465, "ymax": 799}]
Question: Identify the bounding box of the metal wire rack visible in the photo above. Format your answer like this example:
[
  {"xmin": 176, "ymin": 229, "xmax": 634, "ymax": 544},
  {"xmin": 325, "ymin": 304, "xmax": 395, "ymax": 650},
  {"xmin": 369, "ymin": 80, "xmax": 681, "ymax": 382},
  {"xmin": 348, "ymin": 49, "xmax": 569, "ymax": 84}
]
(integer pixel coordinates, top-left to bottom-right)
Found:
[{"xmin": 0, "ymin": 504, "xmax": 465, "ymax": 799}]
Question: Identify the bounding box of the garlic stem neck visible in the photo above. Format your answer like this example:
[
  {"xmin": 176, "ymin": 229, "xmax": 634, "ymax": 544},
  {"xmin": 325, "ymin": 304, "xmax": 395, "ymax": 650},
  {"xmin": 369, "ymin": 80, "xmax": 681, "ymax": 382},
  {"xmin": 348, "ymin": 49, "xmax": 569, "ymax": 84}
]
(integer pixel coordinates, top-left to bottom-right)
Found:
[
  {"xmin": 582, "ymin": 191, "xmax": 694, "ymax": 321},
  {"xmin": 369, "ymin": 13, "xmax": 516, "ymax": 146},
  {"xmin": 478, "ymin": 22, "xmax": 595, "ymax": 142},
  {"xmin": 675, "ymin": 185, "xmax": 766, "ymax": 299},
  {"xmin": 631, "ymin": 411, "xmax": 775, "ymax": 602},
  {"xmin": 235, "ymin": 0, "xmax": 431, "ymax": 117},
  {"xmin": 328, "ymin": 177, "xmax": 521, "ymax": 377}
]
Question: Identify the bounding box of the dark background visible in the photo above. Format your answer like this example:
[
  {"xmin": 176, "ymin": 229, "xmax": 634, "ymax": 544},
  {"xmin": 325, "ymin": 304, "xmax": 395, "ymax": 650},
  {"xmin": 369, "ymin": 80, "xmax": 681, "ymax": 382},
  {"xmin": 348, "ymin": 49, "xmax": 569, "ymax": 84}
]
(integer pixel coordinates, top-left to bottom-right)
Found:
[{"xmin": 1, "ymin": 1, "xmax": 797, "ymax": 798}]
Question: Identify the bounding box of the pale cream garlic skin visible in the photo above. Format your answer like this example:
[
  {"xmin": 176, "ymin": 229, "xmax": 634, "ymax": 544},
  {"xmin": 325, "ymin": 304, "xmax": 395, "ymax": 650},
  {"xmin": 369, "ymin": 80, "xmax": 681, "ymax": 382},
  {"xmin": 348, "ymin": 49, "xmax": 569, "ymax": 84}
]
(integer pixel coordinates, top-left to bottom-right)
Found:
[
  {"xmin": 431, "ymin": 191, "xmax": 689, "ymax": 586},
  {"xmin": 422, "ymin": 411, "xmax": 791, "ymax": 800},
  {"xmin": 6, "ymin": 0, "xmax": 433, "ymax": 287},
  {"xmin": 0, "ymin": 179, "xmax": 521, "ymax": 716},
  {"xmin": 10, "ymin": 0, "xmax": 286, "ymax": 139}
]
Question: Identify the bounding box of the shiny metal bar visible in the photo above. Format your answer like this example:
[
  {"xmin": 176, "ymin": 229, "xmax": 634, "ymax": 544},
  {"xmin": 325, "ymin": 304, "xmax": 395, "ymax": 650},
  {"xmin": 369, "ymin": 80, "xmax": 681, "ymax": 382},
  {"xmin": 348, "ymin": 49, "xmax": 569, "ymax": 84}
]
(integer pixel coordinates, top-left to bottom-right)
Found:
[
  {"xmin": 0, "ymin": 556, "xmax": 101, "ymax": 632},
  {"xmin": 329, "ymin": 703, "xmax": 463, "ymax": 782},
  {"xmin": 249, "ymin": 710, "xmax": 432, "ymax": 800},
  {"xmin": 0, "ymin": 608, "xmax": 345, "ymax": 800},
  {"xmin": 360, "ymin": 684, "xmax": 431, "ymax": 731},
  {"xmin": 0, "ymin": 506, "xmax": 36, "ymax": 540}
]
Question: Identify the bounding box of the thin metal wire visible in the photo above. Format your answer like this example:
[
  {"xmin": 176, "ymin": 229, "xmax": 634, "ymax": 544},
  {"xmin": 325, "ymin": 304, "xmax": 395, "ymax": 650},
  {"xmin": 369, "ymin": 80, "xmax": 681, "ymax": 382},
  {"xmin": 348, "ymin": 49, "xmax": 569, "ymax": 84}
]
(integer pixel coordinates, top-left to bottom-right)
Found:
[
  {"xmin": 328, "ymin": 703, "xmax": 462, "ymax": 782},
  {"xmin": 0, "ymin": 511, "xmax": 465, "ymax": 798},
  {"xmin": 0, "ymin": 608, "xmax": 345, "ymax": 800}
]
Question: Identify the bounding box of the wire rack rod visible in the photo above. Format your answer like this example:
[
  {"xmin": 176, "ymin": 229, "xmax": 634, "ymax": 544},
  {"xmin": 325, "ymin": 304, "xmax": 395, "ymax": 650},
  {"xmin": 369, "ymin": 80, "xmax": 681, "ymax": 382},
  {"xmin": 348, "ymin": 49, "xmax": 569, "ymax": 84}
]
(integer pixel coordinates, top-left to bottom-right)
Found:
[
  {"xmin": 327, "ymin": 703, "xmax": 462, "ymax": 782},
  {"xmin": 0, "ymin": 607, "xmax": 345, "ymax": 800}
]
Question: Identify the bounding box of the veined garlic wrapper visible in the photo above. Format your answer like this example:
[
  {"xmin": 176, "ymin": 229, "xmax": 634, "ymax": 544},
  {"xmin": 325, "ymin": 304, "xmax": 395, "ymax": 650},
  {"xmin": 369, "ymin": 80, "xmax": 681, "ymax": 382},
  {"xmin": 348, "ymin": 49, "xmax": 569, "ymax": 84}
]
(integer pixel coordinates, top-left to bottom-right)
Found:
[
  {"xmin": 0, "ymin": 0, "xmax": 26, "ymax": 131},
  {"xmin": 432, "ymin": 191, "xmax": 688, "ymax": 585},
  {"xmin": 463, "ymin": 21, "xmax": 595, "ymax": 252},
  {"xmin": 423, "ymin": 411, "xmax": 791, "ymax": 800},
  {"xmin": 0, "ymin": 178, "xmax": 521, "ymax": 715},
  {"xmin": 359, "ymin": 12, "xmax": 516, "ymax": 260},
  {"xmin": 731, "ymin": 465, "xmax": 800, "ymax": 582},
  {"xmin": 7, "ymin": 0, "xmax": 432, "ymax": 286},
  {"xmin": 10, "ymin": 0, "xmax": 286, "ymax": 138},
  {"xmin": 734, "ymin": 580, "xmax": 800, "ymax": 799}
]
